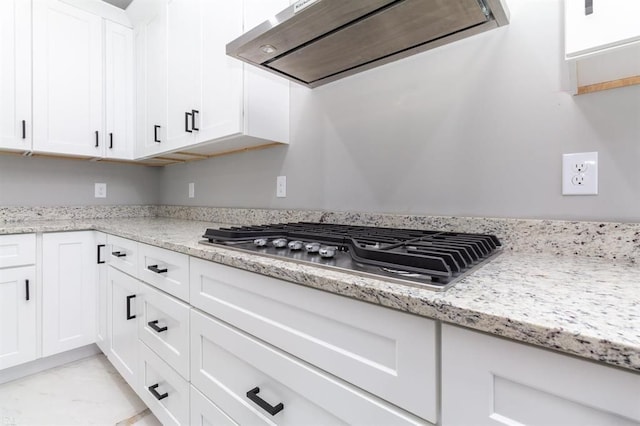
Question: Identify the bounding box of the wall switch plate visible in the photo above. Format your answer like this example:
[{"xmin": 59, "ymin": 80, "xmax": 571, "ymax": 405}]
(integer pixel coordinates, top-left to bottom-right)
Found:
[
  {"xmin": 276, "ymin": 176, "xmax": 286, "ymax": 198},
  {"xmin": 95, "ymin": 183, "xmax": 107, "ymax": 198},
  {"xmin": 188, "ymin": 182, "xmax": 195, "ymax": 198},
  {"xmin": 562, "ymin": 152, "xmax": 598, "ymax": 195}
]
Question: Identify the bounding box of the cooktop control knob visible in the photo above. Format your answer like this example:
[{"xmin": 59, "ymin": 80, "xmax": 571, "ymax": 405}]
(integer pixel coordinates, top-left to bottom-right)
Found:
[
  {"xmin": 319, "ymin": 246, "xmax": 337, "ymax": 258},
  {"xmin": 305, "ymin": 242, "xmax": 320, "ymax": 253},
  {"xmin": 253, "ymin": 238, "xmax": 268, "ymax": 247},
  {"xmin": 272, "ymin": 238, "xmax": 288, "ymax": 248},
  {"xmin": 288, "ymin": 240, "xmax": 303, "ymax": 250}
]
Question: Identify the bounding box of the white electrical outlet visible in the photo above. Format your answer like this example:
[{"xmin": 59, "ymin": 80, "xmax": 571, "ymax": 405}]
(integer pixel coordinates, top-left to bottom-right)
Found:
[
  {"xmin": 276, "ymin": 176, "xmax": 286, "ymax": 198},
  {"xmin": 95, "ymin": 183, "xmax": 107, "ymax": 198},
  {"xmin": 562, "ymin": 152, "xmax": 598, "ymax": 195},
  {"xmin": 188, "ymin": 182, "xmax": 195, "ymax": 198}
]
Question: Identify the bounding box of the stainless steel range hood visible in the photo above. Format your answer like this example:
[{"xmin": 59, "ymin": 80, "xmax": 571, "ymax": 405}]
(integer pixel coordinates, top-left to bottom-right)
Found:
[{"xmin": 226, "ymin": 0, "xmax": 509, "ymax": 88}]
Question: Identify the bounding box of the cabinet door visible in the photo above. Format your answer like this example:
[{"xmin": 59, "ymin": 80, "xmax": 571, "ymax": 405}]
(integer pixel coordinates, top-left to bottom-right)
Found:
[
  {"xmin": 196, "ymin": 0, "xmax": 243, "ymax": 143},
  {"xmin": 441, "ymin": 324, "xmax": 640, "ymax": 426},
  {"xmin": 166, "ymin": 0, "xmax": 200, "ymax": 149},
  {"xmin": 96, "ymin": 233, "xmax": 108, "ymax": 354},
  {"xmin": 565, "ymin": 0, "xmax": 640, "ymax": 58},
  {"xmin": 0, "ymin": 266, "xmax": 36, "ymax": 370},
  {"xmin": 42, "ymin": 232, "xmax": 97, "ymax": 357},
  {"xmin": 136, "ymin": 6, "xmax": 168, "ymax": 157},
  {"xmin": 107, "ymin": 267, "xmax": 139, "ymax": 388},
  {"xmin": 32, "ymin": 0, "xmax": 103, "ymax": 157},
  {"xmin": 0, "ymin": 0, "xmax": 31, "ymax": 152},
  {"xmin": 105, "ymin": 21, "xmax": 135, "ymax": 160}
]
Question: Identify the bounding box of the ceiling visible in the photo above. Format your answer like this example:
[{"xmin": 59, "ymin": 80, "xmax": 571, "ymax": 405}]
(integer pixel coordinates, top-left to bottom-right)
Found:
[{"xmin": 102, "ymin": 0, "xmax": 133, "ymax": 9}]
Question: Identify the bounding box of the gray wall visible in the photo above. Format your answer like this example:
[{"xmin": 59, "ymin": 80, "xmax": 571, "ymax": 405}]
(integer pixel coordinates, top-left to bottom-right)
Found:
[
  {"xmin": 159, "ymin": 0, "xmax": 640, "ymax": 221},
  {"xmin": 0, "ymin": 155, "xmax": 160, "ymax": 206}
]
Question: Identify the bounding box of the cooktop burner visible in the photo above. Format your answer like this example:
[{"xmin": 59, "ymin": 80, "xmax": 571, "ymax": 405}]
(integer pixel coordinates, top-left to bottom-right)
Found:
[{"xmin": 200, "ymin": 222, "xmax": 502, "ymax": 291}]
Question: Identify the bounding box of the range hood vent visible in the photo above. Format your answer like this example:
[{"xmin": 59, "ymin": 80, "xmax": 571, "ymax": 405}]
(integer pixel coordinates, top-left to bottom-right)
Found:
[{"xmin": 226, "ymin": 0, "xmax": 509, "ymax": 88}]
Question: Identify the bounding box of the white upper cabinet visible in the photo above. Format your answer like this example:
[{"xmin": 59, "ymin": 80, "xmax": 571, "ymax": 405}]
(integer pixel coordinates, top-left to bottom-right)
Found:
[
  {"xmin": 565, "ymin": 0, "xmax": 640, "ymax": 94},
  {"xmin": 105, "ymin": 21, "xmax": 135, "ymax": 160},
  {"xmin": 32, "ymin": 0, "xmax": 104, "ymax": 157},
  {"xmin": 131, "ymin": 0, "xmax": 290, "ymax": 159},
  {"xmin": 0, "ymin": 0, "xmax": 31, "ymax": 152}
]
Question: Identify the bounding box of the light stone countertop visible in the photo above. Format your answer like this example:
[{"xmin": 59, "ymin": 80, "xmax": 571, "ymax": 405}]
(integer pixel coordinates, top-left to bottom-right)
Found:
[{"xmin": 2, "ymin": 217, "xmax": 639, "ymax": 373}]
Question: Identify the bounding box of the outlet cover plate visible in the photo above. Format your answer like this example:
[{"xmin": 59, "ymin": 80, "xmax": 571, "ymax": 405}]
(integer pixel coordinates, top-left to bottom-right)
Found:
[
  {"xmin": 95, "ymin": 183, "xmax": 107, "ymax": 198},
  {"xmin": 562, "ymin": 152, "xmax": 598, "ymax": 195},
  {"xmin": 276, "ymin": 176, "xmax": 286, "ymax": 198}
]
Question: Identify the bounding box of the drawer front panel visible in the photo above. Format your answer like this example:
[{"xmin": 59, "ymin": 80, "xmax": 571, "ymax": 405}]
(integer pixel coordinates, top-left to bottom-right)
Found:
[
  {"xmin": 190, "ymin": 258, "xmax": 437, "ymax": 422},
  {"xmin": 138, "ymin": 243, "xmax": 189, "ymax": 302},
  {"xmin": 190, "ymin": 386, "xmax": 238, "ymax": 426},
  {"xmin": 0, "ymin": 234, "xmax": 36, "ymax": 268},
  {"xmin": 191, "ymin": 310, "xmax": 428, "ymax": 426},
  {"xmin": 107, "ymin": 234, "xmax": 138, "ymax": 276},
  {"xmin": 138, "ymin": 282, "xmax": 190, "ymax": 379},
  {"xmin": 139, "ymin": 341, "xmax": 190, "ymax": 426}
]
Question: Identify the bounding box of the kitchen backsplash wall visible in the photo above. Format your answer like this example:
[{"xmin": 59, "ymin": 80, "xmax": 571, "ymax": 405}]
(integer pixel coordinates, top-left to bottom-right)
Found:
[
  {"xmin": 158, "ymin": 0, "xmax": 640, "ymax": 222},
  {"xmin": 0, "ymin": 155, "xmax": 161, "ymax": 206}
]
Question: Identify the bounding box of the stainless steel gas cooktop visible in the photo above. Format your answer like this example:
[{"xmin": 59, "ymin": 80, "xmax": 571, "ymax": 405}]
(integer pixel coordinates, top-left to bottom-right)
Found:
[{"xmin": 200, "ymin": 222, "xmax": 502, "ymax": 291}]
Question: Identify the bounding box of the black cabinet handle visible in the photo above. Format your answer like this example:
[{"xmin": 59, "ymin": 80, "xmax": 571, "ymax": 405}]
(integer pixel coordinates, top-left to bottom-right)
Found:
[
  {"xmin": 95, "ymin": 130, "xmax": 99, "ymax": 147},
  {"xmin": 246, "ymin": 387, "xmax": 284, "ymax": 416},
  {"xmin": 148, "ymin": 320, "xmax": 167, "ymax": 333},
  {"xmin": 148, "ymin": 384, "xmax": 168, "ymax": 401},
  {"xmin": 585, "ymin": 0, "xmax": 593, "ymax": 14},
  {"xmin": 191, "ymin": 109, "xmax": 199, "ymax": 131},
  {"xmin": 154, "ymin": 125, "xmax": 161, "ymax": 143},
  {"xmin": 147, "ymin": 264, "xmax": 167, "ymax": 274},
  {"xmin": 22, "ymin": 120, "xmax": 26, "ymax": 139},
  {"xmin": 25, "ymin": 279, "xmax": 30, "ymax": 301},
  {"xmin": 97, "ymin": 244, "xmax": 105, "ymax": 264},
  {"xmin": 112, "ymin": 251, "xmax": 126, "ymax": 258},
  {"xmin": 126, "ymin": 295, "xmax": 136, "ymax": 320},
  {"xmin": 109, "ymin": 132, "xmax": 113, "ymax": 149},
  {"xmin": 185, "ymin": 112, "xmax": 192, "ymax": 133}
]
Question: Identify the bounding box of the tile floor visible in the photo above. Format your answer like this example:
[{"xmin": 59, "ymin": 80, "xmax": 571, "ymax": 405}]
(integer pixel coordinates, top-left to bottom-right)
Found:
[{"xmin": 0, "ymin": 355, "xmax": 161, "ymax": 426}]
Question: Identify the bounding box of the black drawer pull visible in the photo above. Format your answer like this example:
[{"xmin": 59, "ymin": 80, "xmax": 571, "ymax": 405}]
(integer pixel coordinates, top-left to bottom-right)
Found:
[
  {"xmin": 585, "ymin": 0, "xmax": 593, "ymax": 14},
  {"xmin": 95, "ymin": 130, "xmax": 99, "ymax": 147},
  {"xmin": 112, "ymin": 251, "xmax": 127, "ymax": 258},
  {"xmin": 109, "ymin": 132, "xmax": 113, "ymax": 149},
  {"xmin": 154, "ymin": 125, "xmax": 161, "ymax": 143},
  {"xmin": 25, "ymin": 279, "xmax": 30, "ymax": 301},
  {"xmin": 148, "ymin": 320, "xmax": 168, "ymax": 333},
  {"xmin": 185, "ymin": 112, "xmax": 192, "ymax": 133},
  {"xmin": 22, "ymin": 120, "xmax": 26, "ymax": 139},
  {"xmin": 97, "ymin": 244, "xmax": 105, "ymax": 264},
  {"xmin": 148, "ymin": 384, "xmax": 168, "ymax": 401},
  {"xmin": 191, "ymin": 109, "xmax": 199, "ymax": 131},
  {"xmin": 246, "ymin": 387, "xmax": 284, "ymax": 416},
  {"xmin": 147, "ymin": 264, "xmax": 167, "ymax": 274},
  {"xmin": 126, "ymin": 295, "xmax": 136, "ymax": 320}
]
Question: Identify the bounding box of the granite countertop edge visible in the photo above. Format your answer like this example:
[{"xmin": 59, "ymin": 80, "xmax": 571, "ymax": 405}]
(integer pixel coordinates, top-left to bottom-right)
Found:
[{"xmin": 2, "ymin": 218, "xmax": 638, "ymax": 373}]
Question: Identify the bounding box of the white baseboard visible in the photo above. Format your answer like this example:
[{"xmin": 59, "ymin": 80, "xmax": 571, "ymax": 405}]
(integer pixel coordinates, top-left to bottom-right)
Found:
[{"xmin": 0, "ymin": 344, "xmax": 102, "ymax": 385}]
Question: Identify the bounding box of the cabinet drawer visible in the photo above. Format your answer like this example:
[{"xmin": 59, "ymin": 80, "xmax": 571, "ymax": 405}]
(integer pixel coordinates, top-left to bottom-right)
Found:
[
  {"xmin": 139, "ymin": 341, "xmax": 190, "ymax": 426},
  {"xmin": 190, "ymin": 258, "xmax": 437, "ymax": 422},
  {"xmin": 138, "ymin": 243, "xmax": 189, "ymax": 302},
  {"xmin": 191, "ymin": 310, "xmax": 428, "ymax": 425},
  {"xmin": 107, "ymin": 234, "xmax": 137, "ymax": 276},
  {"xmin": 138, "ymin": 282, "xmax": 190, "ymax": 379},
  {"xmin": 0, "ymin": 234, "xmax": 36, "ymax": 268}
]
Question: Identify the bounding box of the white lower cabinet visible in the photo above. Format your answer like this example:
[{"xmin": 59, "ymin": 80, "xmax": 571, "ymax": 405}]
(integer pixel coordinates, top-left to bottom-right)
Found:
[
  {"xmin": 441, "ymin": 324, "xmax": 640, "ymax": 426},
  {"xmin": 139, "ymin": 340, "xmax": 190, "ymax": 426},
  {"xmin": 190, "ymin": 309, "xmax": 427, "ymax": 425},
  {"xmin": 189, "ymin": 257, "xmax": 437, "ymax": 422},
  {"xmin": 96, "ymin": 233, "xmax": 108, "ymax": 353},
  {"xmin": 107, "ymin": 267, "xmax": 139, "ymax": 388},
  {"xmin": 42, "ymin": 231, "xmax": 97, "ymax": 357},
  {"xmin": 0, "ymin": 265, "xmax": 36, "ymax": 370}
]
